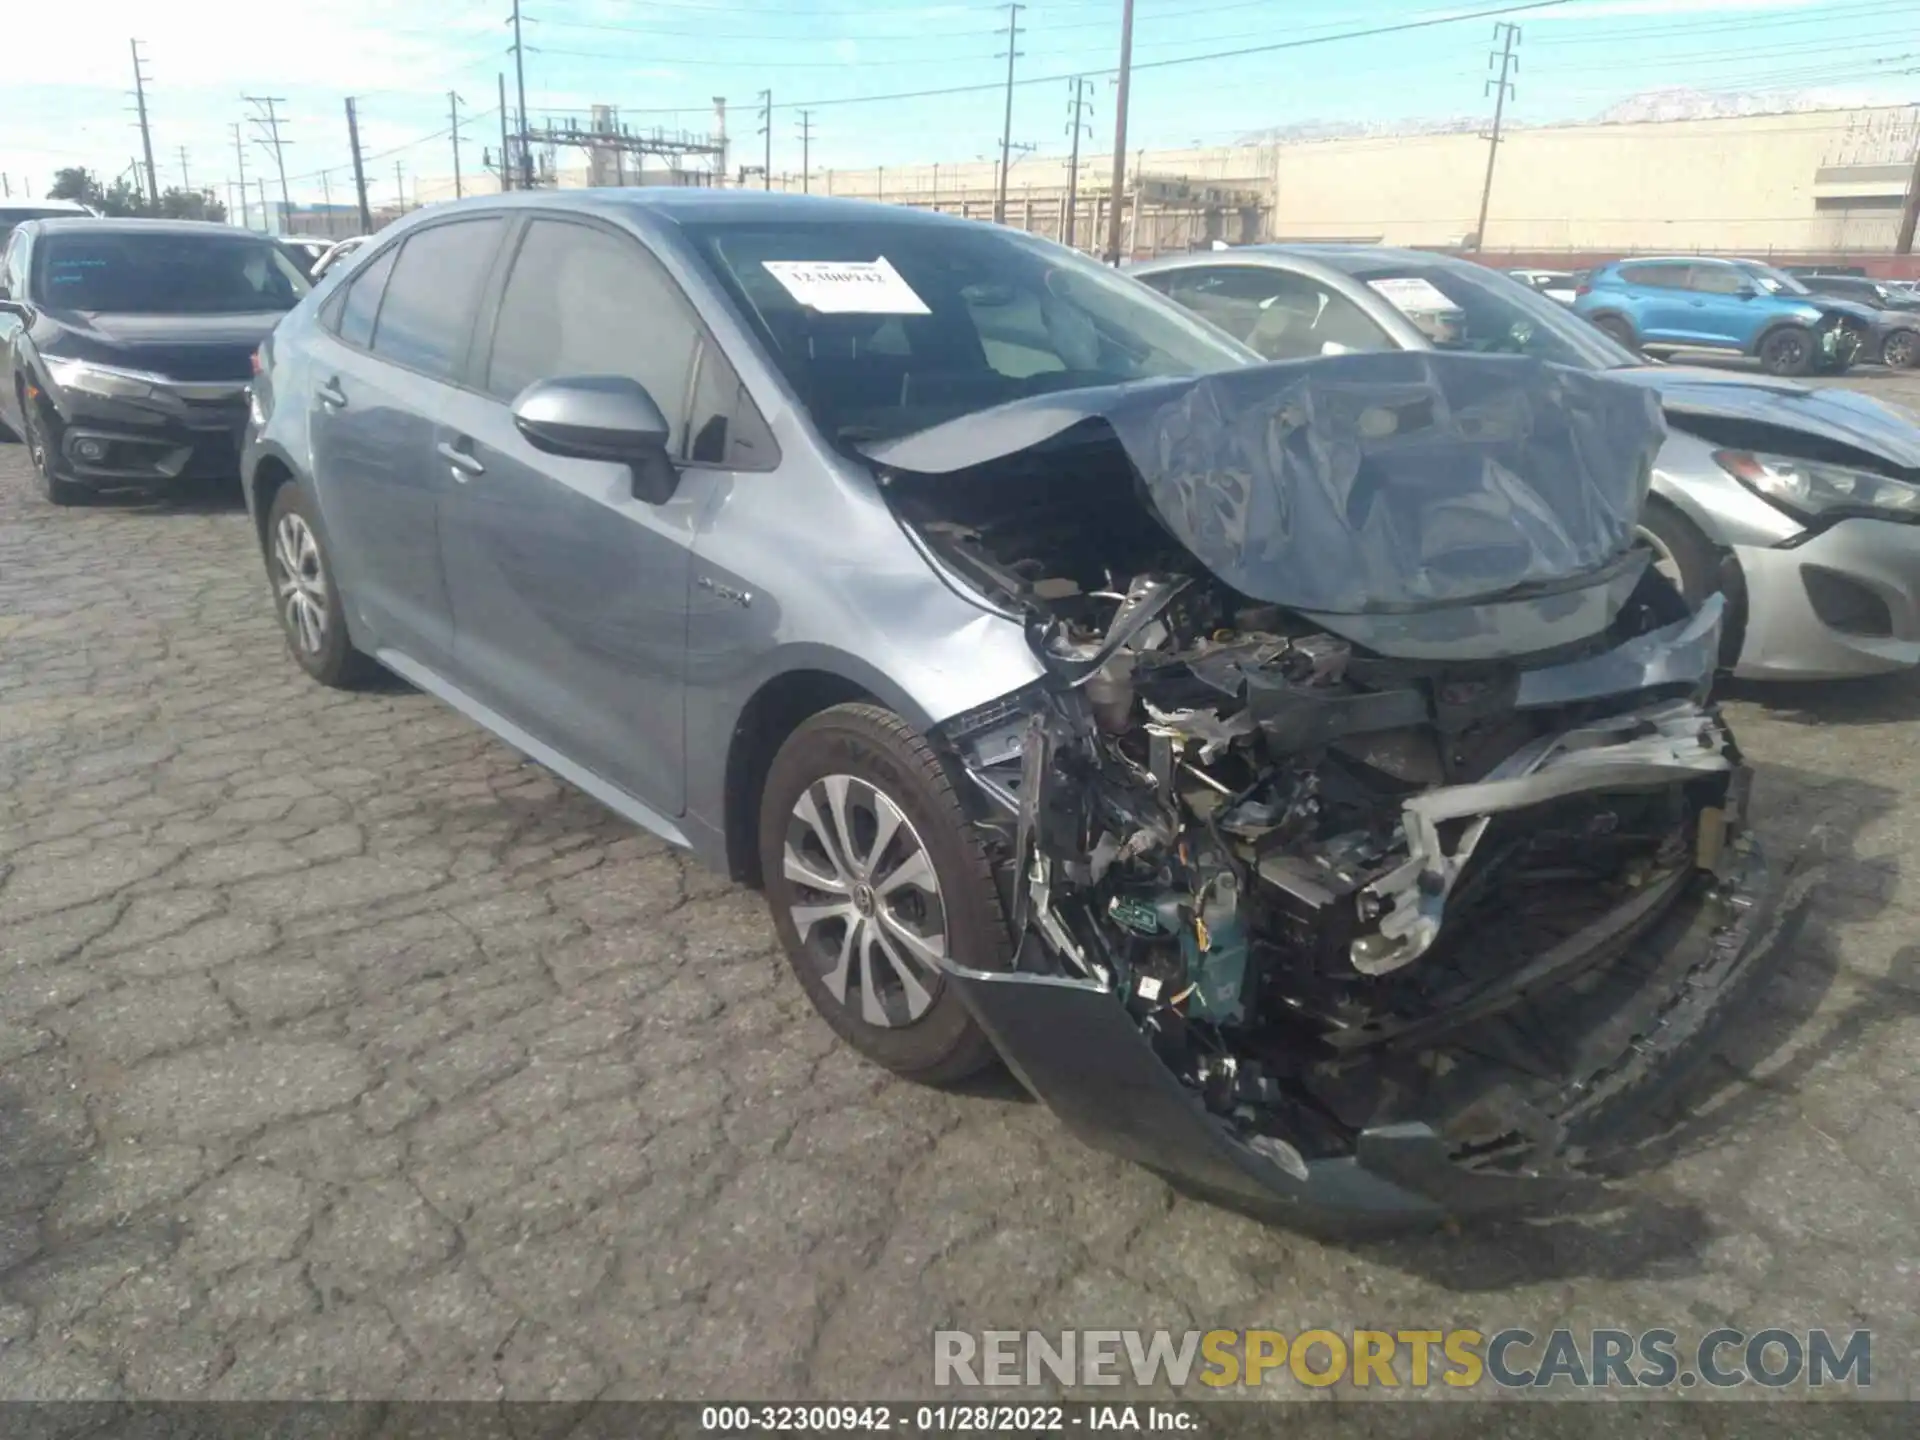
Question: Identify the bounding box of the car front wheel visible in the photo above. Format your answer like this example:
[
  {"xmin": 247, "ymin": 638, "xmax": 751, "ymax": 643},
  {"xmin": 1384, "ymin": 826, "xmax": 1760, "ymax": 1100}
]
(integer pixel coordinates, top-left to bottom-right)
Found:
[
  {"xmin": 1882, "ymin": 329, "xmax": 1919, "ymax": 370},
  {"xmin": 1592, "ymin": 314, "xmax": 1639, "ymax": 352},
  {"xmin": 1758, "ymin": 327, "xmax": 1815, "ymax": 377},
  {"xmin": 20, "ymin": 390, "xmax": 88, "ymax": 506},
  {"xmin": 265, "ymin": 480, "xmax": 378, "ymax": 688},
  {"xmin": 758, "ymin": 702, "xmax": 1011, "ymax": 1084}
]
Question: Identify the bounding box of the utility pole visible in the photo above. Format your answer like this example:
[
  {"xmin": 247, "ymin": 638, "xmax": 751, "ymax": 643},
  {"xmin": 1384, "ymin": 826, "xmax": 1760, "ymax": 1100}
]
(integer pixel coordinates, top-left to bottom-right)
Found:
[
  {"xmin": 1897, "ymin": 130, "xmax": 1920, "ymax": 254},
  {"xmin": 231, "ymin": 122, "xmax": 250, "ymax": 228},
  {"xmin": 1064, "ymin": 76, "xmax": 1093, "ymax": 249},
  {"xmin": 257, "ymin": 176, "xmax": 270, "ymax": 234},
  {"xmin": 1105, "ymin": 0, "xmax": 1134, "ymax": 264},
  {"xmin": 1473, "ymin": 22, "xmax": 1521, "ymax": 253},
  {"xmin": 177, "ymin": 145, "xmax": 190, "ymax": 192},
  {"xmin": 510, "ymin": 0, "xmax": 532, "ymax": 188},
  {"xmin": 245, "ymin": 96, "xmax": 293, "ymax": 224},
  {"xmin": 995, "ymin": 3, "xmax": 1025, "ymax": 225},
  {"xmin": 226, "ymin": 180, "xmax": 238, "ymax": 225},
  {"xmin": 497, "ymin": 74, "xmax": 513, "ymax": 192},
  {"xmin": 129, "ymin": 39, "xmax": 160, "ymax": 208},
  {"xmin": 757, "ymin": 90, "xmax": 772, "ymax": 191},
  {"xmin": 394, "ymin": 159, "xmax": 406, "ymax": 214},
  {"xmin": 449, "ymin": 90, "xmax": 465, "ymax": 199},
  {"xmin": 797, "ymin": 110, "xmax": 814, "ymax": 194},
  {"xmin": 345, "ymin": 98, "xmax": 373, "ymax": 233}
]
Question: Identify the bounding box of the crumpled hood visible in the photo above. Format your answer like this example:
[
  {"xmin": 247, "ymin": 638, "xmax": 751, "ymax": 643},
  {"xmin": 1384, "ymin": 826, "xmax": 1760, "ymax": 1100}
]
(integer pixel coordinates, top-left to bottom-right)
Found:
[
  {"xmin": 1607, "ymin": 364, "xmax": 1920, "ymax": 471},
  {"xmin": 863, "ymin": 351, "xmax": 1665, "ymax": 617}
]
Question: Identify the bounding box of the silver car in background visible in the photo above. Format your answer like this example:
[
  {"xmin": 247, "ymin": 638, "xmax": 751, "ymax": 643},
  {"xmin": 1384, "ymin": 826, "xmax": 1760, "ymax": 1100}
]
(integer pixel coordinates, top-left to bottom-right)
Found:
[{"xmin": 1134, "ymin": 246, "xmax": 1920, "ymax": 680}]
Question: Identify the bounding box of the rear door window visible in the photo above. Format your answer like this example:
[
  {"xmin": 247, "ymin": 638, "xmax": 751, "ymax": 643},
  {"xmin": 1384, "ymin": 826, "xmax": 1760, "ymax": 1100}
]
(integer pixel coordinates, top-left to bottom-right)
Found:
[
  {"xmin": 333, "ymin": 243, "xmax": 399, "ymax": 349},
  {"xmin": 368, "ymin": 217, "xmax": 507, "ymax": 381},
  {"xmin": 1619, "ymin": 264, "xmax": 1690, "ymax": 290}
]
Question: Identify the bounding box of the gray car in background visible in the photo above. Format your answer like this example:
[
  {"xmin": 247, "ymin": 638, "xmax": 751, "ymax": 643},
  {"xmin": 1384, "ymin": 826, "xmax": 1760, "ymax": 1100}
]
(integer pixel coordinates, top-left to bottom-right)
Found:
[
  {"xmin": 1133, "ymin": 246, "xmax": 1920, "ymax": 680},
  {"xmin": 243, "ymin": 193, "xmax": 1792, "ymax": 1225}
]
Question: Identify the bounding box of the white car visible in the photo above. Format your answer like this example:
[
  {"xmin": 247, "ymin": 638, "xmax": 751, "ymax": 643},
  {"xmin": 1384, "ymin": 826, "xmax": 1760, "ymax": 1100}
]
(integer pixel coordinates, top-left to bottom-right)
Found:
[
  {"xmin": 310, "ymin": 234, "xmax": 371, "ymax": 280},
  {"xmin": 1507, "ymin": 268, "xmax": 1582, "ymax": 305}
]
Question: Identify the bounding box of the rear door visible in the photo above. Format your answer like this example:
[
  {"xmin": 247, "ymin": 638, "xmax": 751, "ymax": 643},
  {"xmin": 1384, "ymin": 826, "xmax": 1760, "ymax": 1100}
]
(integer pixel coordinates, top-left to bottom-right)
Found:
[
  {"xmin": 431, "ymin": 213, "xmax": 740, "ymax": 817},
  {"xmin": 306, "ymin": 215, "xmax": 507, "ymax": 669},
  {"xmin": 1616, "ymin": 263, "xmax": 1696, "ymax": 344}
]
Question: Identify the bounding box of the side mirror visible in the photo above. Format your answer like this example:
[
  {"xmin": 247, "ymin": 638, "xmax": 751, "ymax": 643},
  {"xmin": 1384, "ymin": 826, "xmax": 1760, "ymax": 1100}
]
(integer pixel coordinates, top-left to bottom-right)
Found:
[
  {"xmin": 1734, "ymin": 284, "xmax": 1757, "ymax": 299},
  {"xmin": 0, "ymin": 296, "xmax": 27, "ymax": 321},
  {"xmin": 511, "ymin": 375, "xmax": 679, "ymax": 504}
]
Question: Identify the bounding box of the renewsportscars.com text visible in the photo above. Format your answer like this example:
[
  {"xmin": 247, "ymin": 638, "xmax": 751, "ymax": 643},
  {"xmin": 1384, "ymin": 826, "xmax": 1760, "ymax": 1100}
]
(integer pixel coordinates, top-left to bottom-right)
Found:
[{"xmin": 933, "ymin": 1327, "xmax": 1872, "ymax": 1390}]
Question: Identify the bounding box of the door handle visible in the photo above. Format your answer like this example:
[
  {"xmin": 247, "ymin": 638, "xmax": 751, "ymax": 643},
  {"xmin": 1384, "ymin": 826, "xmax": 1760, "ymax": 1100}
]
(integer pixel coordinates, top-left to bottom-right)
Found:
[
  {"xmin": 436, "ymin": 439, "xmax": 485, "ymax": 479},
  {"xmin": 317, "ymin": 378, "xmax": 348, "ymax": 409}
]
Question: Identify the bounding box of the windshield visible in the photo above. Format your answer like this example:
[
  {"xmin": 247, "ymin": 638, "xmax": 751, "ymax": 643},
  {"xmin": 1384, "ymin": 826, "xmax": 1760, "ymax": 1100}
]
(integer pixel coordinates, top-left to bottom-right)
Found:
[
  {"xmin": 1746, "ymin": 265, "xmax": 1811, "ymax": 296},
  {"xmin": 1348, "ymin": 262, "xmax": 1639, "ymax": 371},
  {"xmin": 32, "ymin": 231, "xmax": 311, "ymax": 314},
  {"xmin": 681, "ymin": 219, "xmax": 1252, "ymax": 441}
]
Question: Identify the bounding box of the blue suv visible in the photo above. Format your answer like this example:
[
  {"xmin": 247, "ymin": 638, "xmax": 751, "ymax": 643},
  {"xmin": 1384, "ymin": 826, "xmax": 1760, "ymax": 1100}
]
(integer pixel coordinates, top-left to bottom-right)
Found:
[{"xmin": 1575, "ymin": 256, "xmax": 1876, "ymax": 376}]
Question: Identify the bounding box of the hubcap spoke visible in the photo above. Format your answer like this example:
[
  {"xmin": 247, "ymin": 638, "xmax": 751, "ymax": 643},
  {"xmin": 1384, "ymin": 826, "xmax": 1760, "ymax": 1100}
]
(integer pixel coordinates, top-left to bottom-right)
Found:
[
  {"xmin": 878, "ymin": 909, "xmax": 945, "ymax": 973},
  {"xmin": 820, "ymin": 774, "xmax": 860, "ymax": 878},
  {"xmin": 791, "ymin": 900, "xmax": 856, "ymax": 936},
  {"xmin": 869, "ymin": 923, "xmax": 935, "ymax": 1020},
  {"xmin": 874, "ymin": 844, "xmax": 935, "ymax": 898},
  {"xmin": 783, "ymin": 842, "xmax": 848, "ymax": 895},
  {"xmin": 821, "ymin": 916, "xmax": 858, "ymax": 1005}
]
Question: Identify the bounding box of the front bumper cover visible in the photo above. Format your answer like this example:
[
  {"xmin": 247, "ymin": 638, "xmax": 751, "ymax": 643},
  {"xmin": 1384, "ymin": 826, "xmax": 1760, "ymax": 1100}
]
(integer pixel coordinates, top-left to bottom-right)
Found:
[
  {"xmin": 1733, "ymin": 515, "xmax": 1920, "ymax": 679},
  {"xmin": 43, "ymin": 382, "xmax": 249, "ymax": 488},
  {"xmin": 945, "ymin": 830, "xmax": 1804, "ymax": 1229}
]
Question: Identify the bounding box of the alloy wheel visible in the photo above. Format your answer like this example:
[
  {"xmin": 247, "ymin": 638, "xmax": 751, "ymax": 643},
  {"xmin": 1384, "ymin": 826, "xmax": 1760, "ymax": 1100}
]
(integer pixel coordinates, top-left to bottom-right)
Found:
[
  {"xmin": 1885, "ymin": 331, "xmax": 1918, "ymax": 369},
  {"xmin": 784, "ymin": 773, "xmax": 948, "ymax": 1028},
  {"xmin": 273, "ymin": 513, "xmax": 329, "ymax": 657},
  {"xmin": 1769, "ymin": 333, "xmax": 1807, "ymax": 372}
]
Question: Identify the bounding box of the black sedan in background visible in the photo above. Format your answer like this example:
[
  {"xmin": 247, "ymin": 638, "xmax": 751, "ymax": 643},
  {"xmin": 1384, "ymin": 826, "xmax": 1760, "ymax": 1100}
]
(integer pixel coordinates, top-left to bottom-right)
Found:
[{"xmin": 0, "ymin": 218, "xmax": 310, "ymax": 504}]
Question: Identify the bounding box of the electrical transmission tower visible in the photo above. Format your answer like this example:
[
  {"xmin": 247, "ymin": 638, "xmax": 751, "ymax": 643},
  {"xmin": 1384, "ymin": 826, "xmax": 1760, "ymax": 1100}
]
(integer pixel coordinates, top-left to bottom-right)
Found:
[
  {"xmin": 245, "ymin": 96, "xmax": 293, "ymax": 230},
  {"xmin": 1473, "ymin": 22, "xmax": 1521, "ymax": 252},
  {"xmin": 1064, "ymin": 76, "xmax": 1094, "ymax": 248}
]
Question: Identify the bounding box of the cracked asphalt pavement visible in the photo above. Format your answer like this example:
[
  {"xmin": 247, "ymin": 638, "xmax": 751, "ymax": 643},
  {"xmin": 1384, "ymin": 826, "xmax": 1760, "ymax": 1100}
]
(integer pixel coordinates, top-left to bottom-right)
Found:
[{"xmin": 2, "ymin": 374, "xmax": 1920, "ymax": 1403}]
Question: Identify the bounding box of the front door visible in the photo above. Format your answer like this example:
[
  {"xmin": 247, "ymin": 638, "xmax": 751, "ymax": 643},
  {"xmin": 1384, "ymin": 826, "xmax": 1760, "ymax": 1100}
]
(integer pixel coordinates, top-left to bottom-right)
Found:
[
  {"xmin": 435, "ymin": 215, "xmax": 713, "ymax": 817},
  {"xmin": 307, "ymin": 216, "xmax": 507, "ymax": 669}
]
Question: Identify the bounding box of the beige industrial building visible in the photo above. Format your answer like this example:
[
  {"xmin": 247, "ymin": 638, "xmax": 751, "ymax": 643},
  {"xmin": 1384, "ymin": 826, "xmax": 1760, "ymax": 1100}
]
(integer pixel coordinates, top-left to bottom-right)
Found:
[{"xmin": 383, "ymin": 102, "xmax": 1919, "ymax": 260}]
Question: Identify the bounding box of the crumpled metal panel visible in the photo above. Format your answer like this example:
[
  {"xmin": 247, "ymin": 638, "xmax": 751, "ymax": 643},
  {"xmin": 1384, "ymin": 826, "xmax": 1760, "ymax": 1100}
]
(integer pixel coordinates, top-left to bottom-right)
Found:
[{"xmin": 862, "ymin": 352, "xmax": 1666, "ymax": 617}]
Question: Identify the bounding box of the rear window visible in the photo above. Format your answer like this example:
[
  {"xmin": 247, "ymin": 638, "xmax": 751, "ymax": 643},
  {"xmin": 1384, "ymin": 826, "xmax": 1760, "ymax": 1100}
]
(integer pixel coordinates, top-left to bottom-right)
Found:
[{"xmin": 32, "ymin": 231, "xmax": 310, "ymax": 314}]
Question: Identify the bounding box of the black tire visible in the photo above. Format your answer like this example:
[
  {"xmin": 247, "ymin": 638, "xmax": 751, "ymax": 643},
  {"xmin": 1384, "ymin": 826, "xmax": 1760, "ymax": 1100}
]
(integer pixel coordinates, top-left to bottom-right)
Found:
[
  {"xmin": 264, "ymin": 480, "xmax": 378, "ymax": 688},
  {"xmin": 19, "ymin": 389, "xmax": 88, "ymax": 507},
  {"xmin": 1758, "ymin": 326, "xmax": 1814, "ymax": 377},
  {"xmin": 1591, "ymin": 313, "xmax": 1639, "ymax": 352},
  {"xmin": 1881, "ymin": 328, "xmax": 1919, "ymax": 370},
  {"xmin": 758, "ymin": 702, "xmax": 1011, "ymax": 1084},
  {"xmin": 1637, "ymin": 500, "xmax": 1721, "ymax": 612}
]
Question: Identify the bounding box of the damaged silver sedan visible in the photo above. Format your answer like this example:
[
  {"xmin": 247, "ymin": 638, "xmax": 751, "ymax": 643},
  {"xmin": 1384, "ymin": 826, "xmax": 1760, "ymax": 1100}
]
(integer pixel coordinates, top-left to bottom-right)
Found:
[{"xmin": 857, "ymin": 351, "xmax": 1797, "ymax": 1224}]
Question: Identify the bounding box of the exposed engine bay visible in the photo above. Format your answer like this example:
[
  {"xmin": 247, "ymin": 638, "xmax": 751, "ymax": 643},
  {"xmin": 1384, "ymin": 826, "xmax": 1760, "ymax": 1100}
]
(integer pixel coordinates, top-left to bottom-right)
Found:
[{"xmin": 861, "ymin": 355, "xmax": 1795, "ymax": 1218}]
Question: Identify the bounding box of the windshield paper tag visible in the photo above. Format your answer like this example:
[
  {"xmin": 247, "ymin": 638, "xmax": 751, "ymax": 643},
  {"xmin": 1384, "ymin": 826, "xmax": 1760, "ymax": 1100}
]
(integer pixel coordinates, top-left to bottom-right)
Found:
[
  {"xmin": 761, "ymin": 257, "xmax": 931, "ymax": 315},
  {"xmin": 1367, "ymin": 276, "xmax": 1457, "ymax": 316}
]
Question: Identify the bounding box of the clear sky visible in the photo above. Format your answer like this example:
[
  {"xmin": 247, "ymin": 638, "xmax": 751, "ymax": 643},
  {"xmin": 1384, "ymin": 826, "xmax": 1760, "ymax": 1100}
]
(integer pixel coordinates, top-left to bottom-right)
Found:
[{"xmin": 1, "ymin": 0, "xmax": 1912, "ymax": 208}]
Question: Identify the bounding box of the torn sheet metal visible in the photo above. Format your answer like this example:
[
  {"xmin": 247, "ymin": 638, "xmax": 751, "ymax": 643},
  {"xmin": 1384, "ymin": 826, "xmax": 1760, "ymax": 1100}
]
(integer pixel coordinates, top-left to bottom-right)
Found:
[
  {"xmin": 1355, "ymin": 700, "xmax": 1737, "ymax": 974},
  {"xmin": 861, "ymin": 351, "xmax": 1667, "ymax": 616}
]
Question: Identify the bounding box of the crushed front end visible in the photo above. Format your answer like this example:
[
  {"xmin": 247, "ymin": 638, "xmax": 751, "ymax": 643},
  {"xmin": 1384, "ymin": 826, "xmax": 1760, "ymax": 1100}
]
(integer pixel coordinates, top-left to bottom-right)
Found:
[{"xmin": 866, "ymin": 352, "xmax": 1800, "ymax": 1225}]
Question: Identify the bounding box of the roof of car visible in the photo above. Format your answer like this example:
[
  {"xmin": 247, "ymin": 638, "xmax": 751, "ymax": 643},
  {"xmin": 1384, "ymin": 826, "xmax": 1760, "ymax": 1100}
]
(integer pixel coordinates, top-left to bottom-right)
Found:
[
  {"xmin": 1133, "ymin": 243, "xmax": 1482, "ymax": 275},
  {"xmin": 25, "ymin": 217, "xmax": 267, "ymax": 238},
  {"xmin": 405, "ymin": 187, "xmax": 982, "ymax": 231}
]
